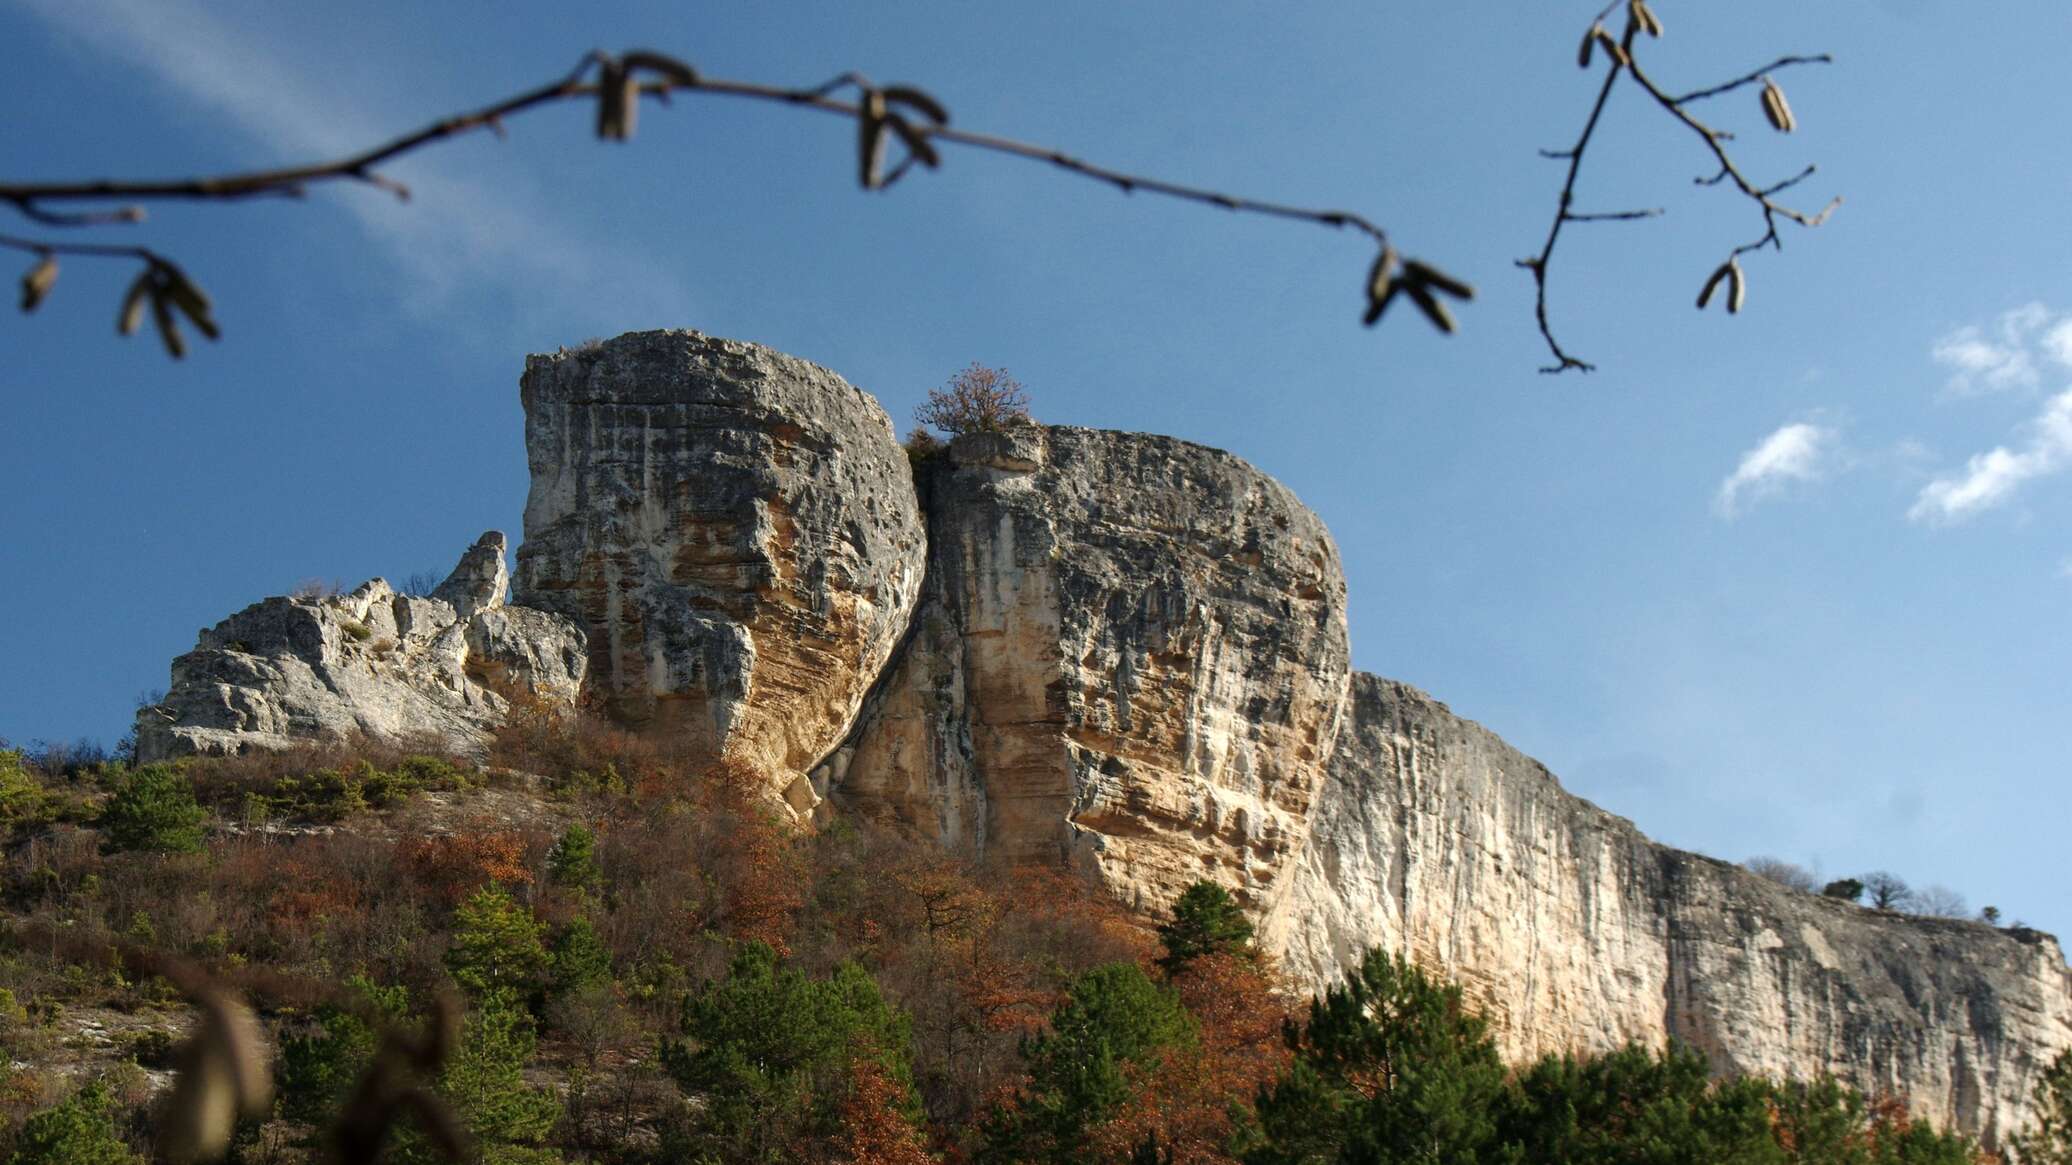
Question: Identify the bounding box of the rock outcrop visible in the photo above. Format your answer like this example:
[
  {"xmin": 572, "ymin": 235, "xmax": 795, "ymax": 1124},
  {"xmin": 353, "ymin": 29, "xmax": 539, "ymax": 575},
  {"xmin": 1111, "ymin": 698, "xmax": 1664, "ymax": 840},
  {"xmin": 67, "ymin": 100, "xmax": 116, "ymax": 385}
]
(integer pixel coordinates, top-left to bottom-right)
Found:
[
  {"xmin": 823, "ymin": 424, "xmax": 1350, "ymax": 917},
  {"xmin": 130, "ymin": 328, "xmax": 2071, "ymax": 1141},
  {"xmin": 514, "ymin": 331, "xmax": 925, "ymax": 813},
  {"xmin": 1260, "ymin": 674, "xmax": 2072, "ymax": 1147},
  {"xmin": 136, "ymin": 532, "xmax": 585, "ymax": 762}
]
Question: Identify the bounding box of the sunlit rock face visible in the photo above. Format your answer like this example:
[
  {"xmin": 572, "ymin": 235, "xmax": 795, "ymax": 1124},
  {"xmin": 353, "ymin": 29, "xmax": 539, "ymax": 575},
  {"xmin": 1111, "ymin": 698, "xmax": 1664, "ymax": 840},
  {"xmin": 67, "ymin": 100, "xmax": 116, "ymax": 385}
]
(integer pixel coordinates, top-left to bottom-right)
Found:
[
  {"xmin": 824, "ymin": 423, "xmax": 1352, "ymax": 919},
  {"xmin": 513, "ymin": 330, "xmax": 926, "ymax": 812},
  {"xmin": 137, "ymin": 532, "xmax": 585, "ymax": 762},
  {"xmin": 1261, "ymin": 674, "xmax": 2072, "ymax": 1148},
  {"xmin": 494, "ymin": 328, "xmax": 2072, "ymax": 1144}
]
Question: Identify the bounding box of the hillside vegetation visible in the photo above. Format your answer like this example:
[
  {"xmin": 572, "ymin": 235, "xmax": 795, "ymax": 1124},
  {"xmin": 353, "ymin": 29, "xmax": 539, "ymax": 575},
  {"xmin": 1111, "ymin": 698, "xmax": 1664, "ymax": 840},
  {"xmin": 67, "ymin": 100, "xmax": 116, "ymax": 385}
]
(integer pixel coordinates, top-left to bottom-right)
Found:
[{"xmin": 0, "ymin": 710, "xmax": 2041, "ymax": 1164}]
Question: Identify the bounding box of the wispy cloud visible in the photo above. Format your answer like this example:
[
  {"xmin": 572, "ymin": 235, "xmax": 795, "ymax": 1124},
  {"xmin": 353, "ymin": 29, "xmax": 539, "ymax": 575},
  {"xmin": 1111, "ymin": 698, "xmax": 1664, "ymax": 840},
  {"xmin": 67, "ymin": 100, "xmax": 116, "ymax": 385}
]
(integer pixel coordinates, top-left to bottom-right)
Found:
[
  {"xmin": 14, "ymin": 0, "xmax": 695, "ymax": 342},
  {"xmin": 1714, "ymin": 422, "xmax": 1836, "ymax": 519},
  {"xmin": 1930, "ymin": 302, "xmax": 2062, "ymax": 396},
  {"xmin": 1908, "ymin": 389, "xmax": 2072, "ymax": 524}
]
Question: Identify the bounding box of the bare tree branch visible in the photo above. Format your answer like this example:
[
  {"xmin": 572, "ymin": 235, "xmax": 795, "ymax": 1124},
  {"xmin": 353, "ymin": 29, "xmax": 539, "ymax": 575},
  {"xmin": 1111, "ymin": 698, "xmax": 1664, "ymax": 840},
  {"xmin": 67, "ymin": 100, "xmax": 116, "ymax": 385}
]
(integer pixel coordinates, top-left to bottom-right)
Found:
[
  {"xmin": 7, "ymin": 50, "xmax": 1467, "ymax": 358},
  {"xmin": 1522, "ymin": 9, "xmax": 1838, "ymax": 373}
]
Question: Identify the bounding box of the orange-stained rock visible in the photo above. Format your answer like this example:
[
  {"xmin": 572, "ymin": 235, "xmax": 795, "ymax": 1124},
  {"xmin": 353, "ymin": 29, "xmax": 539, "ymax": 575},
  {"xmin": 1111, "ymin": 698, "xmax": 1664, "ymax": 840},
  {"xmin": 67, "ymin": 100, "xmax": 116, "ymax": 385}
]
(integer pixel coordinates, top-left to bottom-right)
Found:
[
  {"xmin": 514, "ymin": 331, "xmax": 925, "ymax": 810},
  {"xmin": 822, "ymin": 423, "xmax": 1352, "ymax": 918}
]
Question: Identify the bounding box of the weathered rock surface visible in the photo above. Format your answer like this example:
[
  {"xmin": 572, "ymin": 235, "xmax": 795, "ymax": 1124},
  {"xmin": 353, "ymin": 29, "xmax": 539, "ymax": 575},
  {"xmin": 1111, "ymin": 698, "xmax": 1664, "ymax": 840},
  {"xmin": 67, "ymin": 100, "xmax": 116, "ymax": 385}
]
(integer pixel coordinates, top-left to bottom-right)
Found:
[
  {"xmin": 513, "ymin": 331, "xmax": 926, "ymax": 812},
  {"xmin": 136, "ymin": 532, "xmax": 585, "ymax": 762},
  {"xmin": 824, "ymin": 424, "xmax": 1351, "ymax": 916},
  {"xmin": 1260, "ymin": 673, "xmax": 2072, "ymax": 1146}
]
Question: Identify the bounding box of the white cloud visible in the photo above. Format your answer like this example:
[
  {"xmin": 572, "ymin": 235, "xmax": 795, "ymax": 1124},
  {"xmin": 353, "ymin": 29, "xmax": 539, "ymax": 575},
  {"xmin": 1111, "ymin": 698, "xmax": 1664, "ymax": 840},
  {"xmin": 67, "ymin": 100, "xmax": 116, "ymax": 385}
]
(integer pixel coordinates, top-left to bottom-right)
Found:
[
  {"xmin": 1930, "ymin": 302, "xmax": 2063, "ymax": 396},
  {"xmin": 2044, "ymin": 319, "xmax": 2072, "ymax": 369},
  {"xmin": 1909, "ymin": 389, "xmax": 2072, "ymax": 524},
  {"xmin": 1714, "ymin": 422, "xmax": 1836, "ymax": 519},
  {"xmin": 14, "ymin": 0, "xmax": 695, "ymax": 341}
]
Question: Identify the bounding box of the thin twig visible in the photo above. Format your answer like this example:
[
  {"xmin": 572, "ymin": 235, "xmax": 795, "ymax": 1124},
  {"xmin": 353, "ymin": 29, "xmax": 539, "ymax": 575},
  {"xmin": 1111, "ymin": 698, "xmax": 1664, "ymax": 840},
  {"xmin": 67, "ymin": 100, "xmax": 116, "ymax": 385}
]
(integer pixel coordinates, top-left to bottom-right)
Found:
[
  {"xmin": 1673, "ymin": 55, "xmax": 1833, "ymax": 106},
  {"xmin": 0, "ymin": 231, "xmax": 160, "ymax": 262},
  {"xmin": 1518, "ymin": 22, "xmax": 1630, "ymax": 374}
]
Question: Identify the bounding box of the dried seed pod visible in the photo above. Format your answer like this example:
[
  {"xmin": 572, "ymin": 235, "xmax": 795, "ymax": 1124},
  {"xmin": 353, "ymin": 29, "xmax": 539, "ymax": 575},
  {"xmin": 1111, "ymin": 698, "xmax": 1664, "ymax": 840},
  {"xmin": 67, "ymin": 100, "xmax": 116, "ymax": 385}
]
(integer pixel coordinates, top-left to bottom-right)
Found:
[
  {"xmin": 1599, "ymin": 29, "xmax": 1630, "ymax": 69},
  {"xmin": 1403, "ymin": 259, "xmax": 1476, "ymax": 301},
  {"xmin": 118, "ymin": 272, "xmax": 151, "ymax": 335},
  {"xmin": 1630, "ymin": 0, "xmax": 1663, "ymax": 38},
  {"xmin": 1404, "ymin": 281, "xmax": 1458, "ymax": 334},
  {"xmin": 159, "ymin": 987, "xmax": 272, "ymax": 1162},
  {"xmin": 1362, "ymin": 245, "xmax": 1398, "ymax": 326},
  {"xmin": 883, "ymin": 84, "xmax": 949, "ymax": 124},
  {"xmin": 162, "ymin": 266, "xmax": 221, "ymax": 340},
  {"xmin": 621, "ymin": 50, "xmax": 700, "ymax": 87},
  {"xmin": 1761, "ymin": 77, "xmax": 1796, "ymax": 132},
  {"xmin": 151, "ymin": 284, "xmax": 187, "ymax": 359},
  {"xmin": 595, "ymin": 58, "xmax": 633, "ymax": 140},
  {"xmin": 1578, "ymin": 22, "xmax": 1601, "ymax": 69},
  {"xmin": 161, "ymin": 1040, "xmax": 238, "ymax": 1163},
  {"xmin": 1695, "ymin": 261, "xmax": 1732, "ymax": 309},
  {"xmin": 1727, "ymin": 258, "xmax": 1746, "ymax": 313},
  {"xmin": 857, "ymin": 88, "xmax": 888, "ymax": 189},
  {"xmin": 20, "ymin": 255, "xmax": 57, "ymax": 312}
]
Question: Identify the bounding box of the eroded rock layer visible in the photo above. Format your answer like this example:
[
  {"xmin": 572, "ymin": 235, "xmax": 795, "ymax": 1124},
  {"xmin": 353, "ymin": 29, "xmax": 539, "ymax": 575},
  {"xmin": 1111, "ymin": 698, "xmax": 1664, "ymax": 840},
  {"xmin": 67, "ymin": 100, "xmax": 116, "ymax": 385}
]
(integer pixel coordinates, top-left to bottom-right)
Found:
[
  {"xmin": 137, "ymin": 532, "xmax": 585, "ymax": 762},
  {"xmin": 824, "ymin": 424, "xmax": 1351, "ymax": 917},
  {"xmin": 514, "ymin": 331, "xmax": 926, "ymax": 811},
  {"xmin": 1261, "ymin": 673, "xmax": 2072, "ymax": 1146}
]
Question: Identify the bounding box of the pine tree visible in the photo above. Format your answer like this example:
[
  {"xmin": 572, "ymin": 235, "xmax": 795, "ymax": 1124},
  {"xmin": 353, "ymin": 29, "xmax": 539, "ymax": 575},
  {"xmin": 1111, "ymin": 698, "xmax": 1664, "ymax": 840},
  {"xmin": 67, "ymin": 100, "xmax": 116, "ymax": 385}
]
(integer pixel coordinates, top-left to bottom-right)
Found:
[
  {"xmin": 662, "ymin": 941, "xmax": 916, "ymax": 1160},
  {"xmin": 981, "ymin": 962, "xmax": 1197, "ymax": 1163},
  {"xmin": 1242, "ymin": 949, "xmax": 1505, "ymax": 1165},
  {"xmin": 396, "ymin": 991, "xmax": 563, "ymax": 1165},
  {"xmin": 547, "ymin": 916, "xmax": 612, "ymax": 998},
  {"xmin": 99, "ymin": 763, "xmax": 206, "ymax": 853},
  {"xmin": 545, "ymin": 823, "xmax": 601, "ymax": 894},
  {"xmin": 1155, "ymin": 881, "xmax": 1254, "ymax": 975},
  {"xmin": 445, "ymin": 884, "xmax": 548, "ymax": 997}
]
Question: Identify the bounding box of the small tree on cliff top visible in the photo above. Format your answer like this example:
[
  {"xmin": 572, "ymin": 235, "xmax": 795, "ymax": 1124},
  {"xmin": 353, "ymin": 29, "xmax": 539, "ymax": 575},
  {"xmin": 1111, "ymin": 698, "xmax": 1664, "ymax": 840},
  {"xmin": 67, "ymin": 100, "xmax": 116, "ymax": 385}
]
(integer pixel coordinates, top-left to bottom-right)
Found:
[{"xmin": 915, "ymin": 363, "xmax": 1030, "ymax": 436}]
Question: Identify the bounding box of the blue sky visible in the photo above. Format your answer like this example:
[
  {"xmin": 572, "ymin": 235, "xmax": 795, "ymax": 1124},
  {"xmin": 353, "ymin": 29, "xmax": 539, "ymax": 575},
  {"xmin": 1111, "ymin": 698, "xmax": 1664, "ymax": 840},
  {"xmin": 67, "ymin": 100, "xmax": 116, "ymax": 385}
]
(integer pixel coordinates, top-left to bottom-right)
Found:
[{"xmin": 4, "ymin": 1, "xmax": 2067, "ymax": 934}]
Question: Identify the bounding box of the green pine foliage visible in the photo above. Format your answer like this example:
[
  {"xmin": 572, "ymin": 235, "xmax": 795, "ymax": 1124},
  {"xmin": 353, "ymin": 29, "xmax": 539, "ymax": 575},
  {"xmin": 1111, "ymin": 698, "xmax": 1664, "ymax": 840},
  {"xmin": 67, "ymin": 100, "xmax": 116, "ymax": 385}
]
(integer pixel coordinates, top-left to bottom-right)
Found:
[
  {"xmin": 395, "ymin": 991, "xmax": 563, "ymax": 1165},
  {"xmin": 98, "ymin": 763, "xmax": 206, "ymax": 853},
  {"xmin": 445, "ymin": 884, "xmax": 549, "ymax": 998},
  {"xmin": 4, "ymin": 1080, "xmax": 139, "ymax": 1165},
  {"xmin": 1156, "ymin": 881, "xmax": 1254, "ymax": 974},
  {"xmin": 1496, "ymin": 1043, "xmax": 1777, "ymax": 1165},
  {"xmin": 545, "ymin": 823, "xmax": 601, "ymax": 894},
  {"xmin": 547, "ymin": 917, "xmax": 612, "ymax": 997},
  {"xmin": 661, "ymin": 941, "xmax": 916, "ymax": 1161},
  {"xmin": 278, "ymin": 975, "xmax": 410, "ymax": 1126},
  {"xmin": 982, "ymin": 961, "xmax": 1198, "ymax": 1163},
  {"xmin": 1242, "ymin": 949, "xmax": 1505, "ymax": 1165}
]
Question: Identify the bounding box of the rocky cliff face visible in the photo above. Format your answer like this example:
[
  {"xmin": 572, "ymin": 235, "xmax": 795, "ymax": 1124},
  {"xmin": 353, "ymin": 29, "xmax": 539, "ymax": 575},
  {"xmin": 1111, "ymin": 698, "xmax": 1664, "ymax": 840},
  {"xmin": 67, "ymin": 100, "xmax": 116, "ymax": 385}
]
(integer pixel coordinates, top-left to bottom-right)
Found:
[
  {"xmin": 137, "ymin": 532, "xmax": 585, "ymax": 762},
  {"xmin": 1261, "ymin": 674, "xmax": 2072, "ymax": 1146},
  {"xmin": 821, "ymin": 424, "xmax": 1349, "ymax": 916},
  {"xmin": 514, "ymin": 331, "xmax": 925, "ymax": 813},
  {"xmin": 134, "ymin": 329, "xmax": 2072, "ymax": 1141}
]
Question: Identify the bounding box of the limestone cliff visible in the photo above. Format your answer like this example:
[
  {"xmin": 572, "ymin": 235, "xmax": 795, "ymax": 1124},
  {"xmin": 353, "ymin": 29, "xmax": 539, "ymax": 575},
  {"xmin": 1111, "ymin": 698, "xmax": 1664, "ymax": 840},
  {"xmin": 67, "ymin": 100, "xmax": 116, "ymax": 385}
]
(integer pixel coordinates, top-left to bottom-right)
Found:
[
  {"xmin": 1260, "ymin": 674, "xmax": 2072, "ymax": 1146},
  {"xmin": 514, "ymin": 331, "xmax": 925, "ymax": 813},
  {"xmin": 131, "ymin": 328, "xmax": 2072, "ymax": 1141},
  {"xmin": 822, "ymin": 424, "xmax": 1350, "ymax": 916},
  {"xmin": 137, "ymin": 532, "xmax": 585, "ymax": 762}
]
